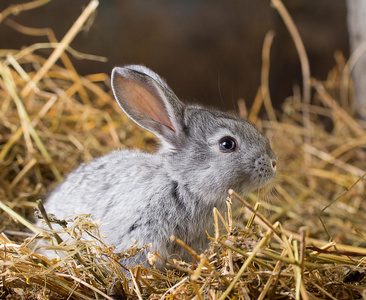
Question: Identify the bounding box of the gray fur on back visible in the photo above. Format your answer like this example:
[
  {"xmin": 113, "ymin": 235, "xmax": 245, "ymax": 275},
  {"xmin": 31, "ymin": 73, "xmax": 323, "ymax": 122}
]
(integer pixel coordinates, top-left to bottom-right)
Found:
[{"xmin": 42, "ymin": 65, "xmax": 277, "ymax": 267}]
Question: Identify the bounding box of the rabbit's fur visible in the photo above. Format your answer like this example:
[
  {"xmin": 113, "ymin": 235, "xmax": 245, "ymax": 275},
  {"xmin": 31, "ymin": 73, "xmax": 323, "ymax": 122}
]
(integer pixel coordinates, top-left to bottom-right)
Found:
[{"xmin": 42, "ymin": 65, "xmax": 277, "ymax": 267}]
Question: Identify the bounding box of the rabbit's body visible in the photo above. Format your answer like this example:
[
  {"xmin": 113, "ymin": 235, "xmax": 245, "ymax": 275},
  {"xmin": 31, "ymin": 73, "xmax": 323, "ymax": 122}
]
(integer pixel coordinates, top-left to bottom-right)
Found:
[
  {"xmin": 45, "ymin": 148, "xmax": 220, "ymax": 264},
  {"xmin": 42, "ymin": 65, "xmax": 277, "ymax": 266}
]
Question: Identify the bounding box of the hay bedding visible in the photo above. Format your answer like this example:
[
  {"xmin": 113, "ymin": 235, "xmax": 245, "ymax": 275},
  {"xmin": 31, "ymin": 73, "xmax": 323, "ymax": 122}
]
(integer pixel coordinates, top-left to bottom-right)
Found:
[{"xmin": 1, "ymin": 0, "xmax": 366, "ymax": 299}]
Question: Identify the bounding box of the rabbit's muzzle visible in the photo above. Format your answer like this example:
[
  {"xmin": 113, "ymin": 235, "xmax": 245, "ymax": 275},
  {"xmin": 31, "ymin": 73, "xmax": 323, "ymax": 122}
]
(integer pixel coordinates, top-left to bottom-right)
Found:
[{"xmin": 253, "ymin": 154, "xmax": 277, "ymax": 186}]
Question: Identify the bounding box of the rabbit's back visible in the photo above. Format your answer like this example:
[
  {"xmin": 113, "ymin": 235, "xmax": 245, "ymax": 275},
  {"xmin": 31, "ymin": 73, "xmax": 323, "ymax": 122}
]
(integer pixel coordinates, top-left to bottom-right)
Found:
[
  {"xmin": 46, "ymin": 150, "xmax": 152, "ymax": 211},
  {"xmin": 45, "ymin": 151, "xmax": 162, "ymax": 239}
]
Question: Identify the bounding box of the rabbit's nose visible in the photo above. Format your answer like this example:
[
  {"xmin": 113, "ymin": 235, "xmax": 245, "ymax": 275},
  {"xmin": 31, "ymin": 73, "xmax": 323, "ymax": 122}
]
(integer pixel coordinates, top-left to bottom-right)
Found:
[{"xmin": 271, "ymin": 159, "xmax": 277, "ymax": 170}]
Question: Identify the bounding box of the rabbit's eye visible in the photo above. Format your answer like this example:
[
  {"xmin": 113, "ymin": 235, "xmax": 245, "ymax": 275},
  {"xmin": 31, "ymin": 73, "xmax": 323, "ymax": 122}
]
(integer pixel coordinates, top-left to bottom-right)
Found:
[{"xmin": 219, "ymin": 137, "xmax": 237, "ymax": 152}]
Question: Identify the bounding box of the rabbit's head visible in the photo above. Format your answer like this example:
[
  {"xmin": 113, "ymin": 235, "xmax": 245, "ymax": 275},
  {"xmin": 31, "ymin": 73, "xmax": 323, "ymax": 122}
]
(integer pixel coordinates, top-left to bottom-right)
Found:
[{"xmin": 111, "ymin": 65, "xmax": 277, "ymax": 203}]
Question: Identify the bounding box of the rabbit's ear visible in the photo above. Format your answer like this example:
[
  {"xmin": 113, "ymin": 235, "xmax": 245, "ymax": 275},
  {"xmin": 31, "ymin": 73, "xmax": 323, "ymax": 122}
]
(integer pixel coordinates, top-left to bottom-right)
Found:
[{"xmin": 111, "ymin": 65, "xmax": 185, "ymax": 144}]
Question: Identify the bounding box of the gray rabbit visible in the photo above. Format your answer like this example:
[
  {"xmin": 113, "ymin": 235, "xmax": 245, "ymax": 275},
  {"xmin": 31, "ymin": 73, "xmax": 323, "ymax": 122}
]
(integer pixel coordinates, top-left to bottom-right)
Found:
[{"xmin": 42, "ymin": 65, "xmax": 277, "ymax": 267}]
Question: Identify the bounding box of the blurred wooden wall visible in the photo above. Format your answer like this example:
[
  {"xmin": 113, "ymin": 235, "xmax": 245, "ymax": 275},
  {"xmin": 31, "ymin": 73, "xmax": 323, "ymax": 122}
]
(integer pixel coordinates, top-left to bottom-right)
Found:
[{"xmin": 1, "ymin": 0, "xmax": 349, "ymax": 110}]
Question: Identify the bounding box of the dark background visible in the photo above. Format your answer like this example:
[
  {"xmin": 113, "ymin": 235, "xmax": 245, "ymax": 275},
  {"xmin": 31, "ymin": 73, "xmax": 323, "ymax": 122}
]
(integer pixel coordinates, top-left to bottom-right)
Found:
[{"xmin": 1, "ymin": 0, "xmax": 349, "ymax": 110}]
